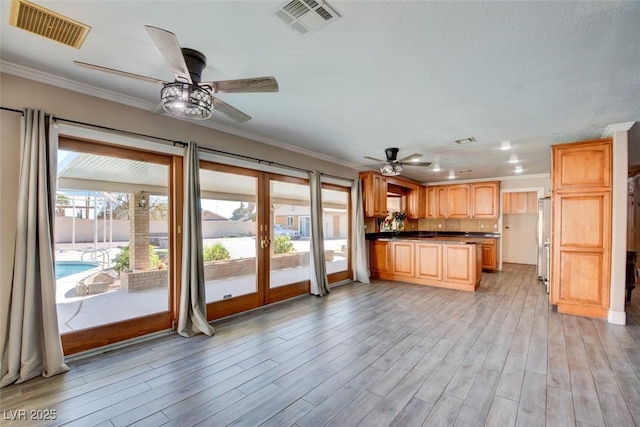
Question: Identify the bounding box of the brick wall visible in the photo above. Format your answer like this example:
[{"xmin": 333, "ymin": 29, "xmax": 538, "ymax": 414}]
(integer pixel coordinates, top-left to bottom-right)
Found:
[{"xmin": 121, "ymin": 268, "xmax": 168, "ymax": 292}]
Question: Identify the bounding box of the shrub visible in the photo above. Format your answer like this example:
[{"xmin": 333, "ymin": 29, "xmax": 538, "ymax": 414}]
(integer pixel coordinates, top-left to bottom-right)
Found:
[
  {"xmin": 273, "ymin": 235, "xmax": 295, "ymax": 254},
  {"xmin": 204, "ymin": 243, "xmax": 231, "ymax": 261},
  {"xmin": 113, "ymin": 244, "xmax": 160, "ymax": 273}
]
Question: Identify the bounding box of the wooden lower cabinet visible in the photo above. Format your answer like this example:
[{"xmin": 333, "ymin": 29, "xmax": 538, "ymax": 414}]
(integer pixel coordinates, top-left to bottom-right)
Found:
[
  {"xmin": 391, "ymin": 241, "xmax": 415, "ymax": 278},
  {"xmin": 481, "ymin": 239, "xmax": 499, "ymax": 271},
  {"xmin": 370, "ymin": 239, "xmax": 481, "ymax": 291},
  {"xmin": 415, "ymin": 243, "xmax": 443, "ymax": 281},
  {"xmin": 370, "ymin": 240, "xmax": 390, "ymax": 275}
]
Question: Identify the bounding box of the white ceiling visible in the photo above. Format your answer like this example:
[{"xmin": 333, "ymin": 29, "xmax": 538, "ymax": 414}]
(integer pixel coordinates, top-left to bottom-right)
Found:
[{"xmin": 2, "ymin": 1, "xmax": 639, "ymax": 182}]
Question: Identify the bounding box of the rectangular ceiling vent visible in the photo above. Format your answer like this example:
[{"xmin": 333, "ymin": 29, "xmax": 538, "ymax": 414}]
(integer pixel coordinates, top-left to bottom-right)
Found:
[
  {"xmin": 9, "ymin": 0, "xmax": 91, "ymax": 49},
  {"xmin": 274, "ymin": 0, "xmax": 340, "ymax": 35}
]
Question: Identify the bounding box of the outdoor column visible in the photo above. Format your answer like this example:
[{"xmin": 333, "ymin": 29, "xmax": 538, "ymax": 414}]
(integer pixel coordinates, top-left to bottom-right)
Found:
[{"xmin": 129, "ymin": 192, "xmax": 150, "ymax": 270}]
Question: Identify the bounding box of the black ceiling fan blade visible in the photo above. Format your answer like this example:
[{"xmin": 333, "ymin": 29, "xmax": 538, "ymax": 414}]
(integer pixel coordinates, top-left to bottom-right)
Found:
[
  {"xmin": 73, "ymin": 61, "xmax": 168, "ymax": 85},
  {"xmin": 144, "ymin": 25, "xmax": 192, "ymax": 84},
  {"xmin": 213, "ymin": 98, "xmax": 252, "ymax": 122},
  {"xmin": 398, "ymin": 152, "xmax": 423, "ymax": 162},
  {"xmin": 201, "ymin": 76, "xmax": 279, "ymax": 93},
  {"xmin": 404, "ymin": 161, "xmax": 432, "ymax": 167}
]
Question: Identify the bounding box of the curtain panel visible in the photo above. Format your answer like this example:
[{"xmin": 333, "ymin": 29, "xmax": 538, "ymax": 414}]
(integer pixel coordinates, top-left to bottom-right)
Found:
[
  {"xmin": 177, "ymin": 141, "xmax": 215, "ymax": 337},
  {"xmin": 309, "ymin": 171, "xmax": 330, "ymax": 295},
  {"xmin": 1, "ymin": 109, "xmax": 69, "ymax": 388},
  {"xmin": 352, "ymin": 178, "xmax": 370, "ymax": 283}
]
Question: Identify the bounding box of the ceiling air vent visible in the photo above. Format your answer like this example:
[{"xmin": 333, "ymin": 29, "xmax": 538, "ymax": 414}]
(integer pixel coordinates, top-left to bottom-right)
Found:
[
  {"xmin": 9, "ymin": 0, "xmax": 91, "ymax": 49},
  {"xmin": 274, "ymin": 0, "xmax": 340, "ymax": 35}
]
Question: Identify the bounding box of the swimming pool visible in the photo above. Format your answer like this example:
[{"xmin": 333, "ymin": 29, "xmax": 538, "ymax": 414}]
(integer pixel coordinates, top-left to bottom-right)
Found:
[{"xmin": 55, "ymin": 261, "xmax": 100, "ymax": 279}]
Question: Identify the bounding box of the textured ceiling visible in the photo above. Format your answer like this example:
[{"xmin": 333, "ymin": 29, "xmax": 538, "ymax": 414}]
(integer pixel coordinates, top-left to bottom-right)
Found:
[{"xmin": 2, "ymin": 1, "xmax": 639, "ymax": 182}]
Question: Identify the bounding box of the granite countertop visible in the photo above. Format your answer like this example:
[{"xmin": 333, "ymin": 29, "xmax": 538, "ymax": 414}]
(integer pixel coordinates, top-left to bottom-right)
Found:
[
  {"xmin": 366, "ymin": 231, "xmax": 501, "ymax": 240},
  {"xmin": 374, "ymin": 237, "xmax": 482, "ymax": 244}
]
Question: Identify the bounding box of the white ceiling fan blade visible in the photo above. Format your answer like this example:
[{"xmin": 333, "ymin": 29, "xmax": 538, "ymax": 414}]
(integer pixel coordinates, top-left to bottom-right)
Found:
[
  {"xmin": 144, "ymin": 25, "xmax": 192, "ymax": 84},
  {"xmin": 201, "ymin": 76, "xmax": 279, "ymax": 93},
  {"xmin": 73, "ymin": 61, "xmax": 168, "ymax": 85},
  {"xmin": 404, "ymin": 161, "xmax": 432, "ymax": 167},
  {"xmin": 398, "ymin": 152, "xmax": 423, "ymax": 162},
  {"xmin": 364, "ymin": 155, "xmax": 384, "ymax": 162},
  {"xmin": 213, "ymin": 98, "xmax": 252, "ymax": 122}
]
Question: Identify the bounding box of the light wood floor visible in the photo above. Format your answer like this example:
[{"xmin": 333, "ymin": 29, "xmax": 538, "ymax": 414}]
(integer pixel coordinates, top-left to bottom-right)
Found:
[{"xmin": 2, "ymin": 263, "xmax": 640, "ymax": 426}]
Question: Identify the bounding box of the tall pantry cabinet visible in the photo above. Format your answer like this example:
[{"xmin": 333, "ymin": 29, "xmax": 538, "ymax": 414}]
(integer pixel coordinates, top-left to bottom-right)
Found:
[{"xmin": 550, "ymin": 139, "xmax": 612, "ymax": 318}]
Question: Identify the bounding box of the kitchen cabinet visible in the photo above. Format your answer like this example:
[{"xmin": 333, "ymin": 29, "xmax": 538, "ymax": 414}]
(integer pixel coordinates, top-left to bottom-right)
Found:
[
  {"xmin": 361, "ymin": 172, "xmax": 388, "ymax": 217},
  {"xmin": 436, "ymin": 186, "xmax": 448, "ymax": 218},
  {"xmin": 550, "ymin": 139, "xmax": 611, "ymax": 319},
  {"xmin": 415, "ymin": 242, "xmax": 443, "ymax": 281},
  {"xmin": 369, "ymin": 239, "xmax": 481, "ymax": 291},
  {"xmin": 503, "ymin": 191, "xmax": 537, "ymax": 214},
  {"xmin": 447, "ymin": 184, "xmax": 471, "ymax": 218},
  {"xmin": 407, "ymin": 187, "xmax": 422, "ymax": 219},
  {"xmin": 391, "ymin": 241, "xmax": 415, "ymax": 278},
  {"xmin": 425, "ymin": 187, "xmax": 437, "ymax": 218},
  {"xmin": 471, "ymin": 181, "xmax": 499, "ymax": 219},
  {"xmin": 370, "ymin": 240, "xmax": 390, "ymax": 275},
  {"xmin": 481, "ymin": 239, "xmax": 499, "ymax": 271}
]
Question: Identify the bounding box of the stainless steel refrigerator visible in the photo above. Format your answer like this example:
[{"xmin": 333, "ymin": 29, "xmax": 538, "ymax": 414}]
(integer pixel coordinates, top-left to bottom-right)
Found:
[{"xmin": 537, "ymin": 197, "xmax": 552, "ymax": 292}]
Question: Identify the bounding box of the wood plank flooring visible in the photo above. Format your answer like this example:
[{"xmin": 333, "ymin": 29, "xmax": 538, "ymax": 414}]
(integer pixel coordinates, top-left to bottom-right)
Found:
[{"xmin": 2, "ymin": 263, "xmax": 640, "ymax": 426}]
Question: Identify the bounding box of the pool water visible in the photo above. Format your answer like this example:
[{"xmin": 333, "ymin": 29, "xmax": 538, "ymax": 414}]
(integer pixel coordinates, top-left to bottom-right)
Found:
[{"xmin": 55, "ymin": 261, "xmax": 100, "ymax": 279}]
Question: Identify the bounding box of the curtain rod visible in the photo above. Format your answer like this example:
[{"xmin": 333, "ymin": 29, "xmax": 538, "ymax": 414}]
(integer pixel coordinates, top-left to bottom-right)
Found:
[
  {"xmin": 3, "ymin": 106, "xmax": 354, "ymax": 182},
  {"xmin": 1, "ymin": 106, "xmax": 183, "ymax": 145},
  {"xmin": 177, "ymin": 142, "xmax": 312, "ymax": 175}
]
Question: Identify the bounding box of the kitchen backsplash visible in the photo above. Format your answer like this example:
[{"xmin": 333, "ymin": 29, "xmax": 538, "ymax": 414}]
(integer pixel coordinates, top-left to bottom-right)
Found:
[{"xmin": 417, "ymin": 218, "xmax": 499, "ymax": 233}]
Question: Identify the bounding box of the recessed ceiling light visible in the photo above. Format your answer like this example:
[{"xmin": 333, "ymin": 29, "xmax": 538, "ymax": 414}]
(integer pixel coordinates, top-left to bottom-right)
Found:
[
  {"xmin": 454, "ymin": 137, "xmax": 476, "ymax": 145},
  {"xmin": 448, "ymin": 170, "xmax": 456, "ymax": 179},
  {"xmin": 515, "ymin": 165, "xmax": 523, "ymax": 173},
  {"xmin": 433, "ymin": 164, "xmax": 441, "ymax": 172},
  {"xmin": 500, "ymin": 141, "xmax": 512, "ymax": 150},
  {"xmin": 508, "ymin": 154, "xmax": 519, "ymax": 164}
]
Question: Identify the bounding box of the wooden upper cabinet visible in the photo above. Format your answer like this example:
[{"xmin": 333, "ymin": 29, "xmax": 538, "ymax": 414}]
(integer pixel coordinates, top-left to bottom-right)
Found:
[
  {"xmin": 425, "ymin": 187, "xmax": 437, "ymax": 218},
  {"xmin": 361, "ymin": 172, "xmax": 376, "ymax": 217},
  {"xmin": 447, "ymin": 184, "xmax": 471, "ymax": 218},
  {"xmin": 526, "ymin": 192, "xmax": 538, "ymax": 213},
  {"xmin": 406, "ymin": 187, "xmax": 422, "ymax": 219},
  {"xmin": 552, "ymin": 140, "xmax": 611, "ymax": 191},
  {"xmin": 361, "ymin": 172, "xmax": 388, "ymax": 217},
  {"xmin": 502, "ymin": 192, "xmax": 511, "ymax": 214},
  {"xmin": 375, "ymin": 175, "xmax": 388, "ymax": 216},
  {"xmin": 436, "ymin": 186, "xmax": 448, "ymax": 218},
  {"xmin": 471, "ymin": 181, "xmax": 499, "ymax": 219}
]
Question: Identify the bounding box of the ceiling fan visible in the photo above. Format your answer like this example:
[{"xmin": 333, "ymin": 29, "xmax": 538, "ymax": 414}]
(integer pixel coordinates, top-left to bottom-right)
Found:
[
  {"xmin": 74, "ymin": 25, "xmax": 278, "ymax": 122},
  {"xmin": 365, "ymin": 147, "xmax": 432, "ymax": 176}
]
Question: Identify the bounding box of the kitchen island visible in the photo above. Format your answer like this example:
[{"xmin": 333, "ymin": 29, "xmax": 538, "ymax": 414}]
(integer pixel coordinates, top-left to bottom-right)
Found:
[{"xmin": 368, "ymin": 232, "xmax": 488, "ymax": 291}]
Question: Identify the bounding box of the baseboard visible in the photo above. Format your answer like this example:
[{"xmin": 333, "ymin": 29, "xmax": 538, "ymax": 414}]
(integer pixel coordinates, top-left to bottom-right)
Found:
[{"xmin": 608, "ymin": 309, "xmax": 626, "ymax": 325}]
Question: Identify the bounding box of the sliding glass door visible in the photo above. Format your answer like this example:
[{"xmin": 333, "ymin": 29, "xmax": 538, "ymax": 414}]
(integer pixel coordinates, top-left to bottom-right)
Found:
[{"xmin": 56, "ymin": 137, "xmax": 177, "ymax": 355}]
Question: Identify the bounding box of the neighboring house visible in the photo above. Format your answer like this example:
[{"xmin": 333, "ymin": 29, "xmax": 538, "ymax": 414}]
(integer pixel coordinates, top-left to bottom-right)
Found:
[{"xmin": 273, "ymin": 204, "xmax": 348, "ymax": 239}]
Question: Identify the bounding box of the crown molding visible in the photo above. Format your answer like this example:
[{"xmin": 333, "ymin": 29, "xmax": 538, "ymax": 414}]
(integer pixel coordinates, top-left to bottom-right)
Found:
[
  {"xmin": 424, "ymin": 173, "xmax": 550, "ymax": 186},
  {"xmin": 0, "ymin": 60, "xmax": 358, "ymax": 169},
  {"xmin": 602, "ymin": 122, "xmax": 635, "ymax": 137}
]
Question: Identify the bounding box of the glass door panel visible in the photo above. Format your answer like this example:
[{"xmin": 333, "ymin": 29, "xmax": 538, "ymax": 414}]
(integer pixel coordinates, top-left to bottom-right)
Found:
[
  {"xmin": 321, "ymin": 186, "xmax": 350, "ymax": 280},
  {"xmin": 199, "ymin": 167, "xmax": 258, "ymax": 304},
  {"xmin": 55, "ymin": 140, "xmax": 174, "ymax": 354},
  {"xmin": 269, "ymin": 178, "xmax": 310, "ymax": 290}
]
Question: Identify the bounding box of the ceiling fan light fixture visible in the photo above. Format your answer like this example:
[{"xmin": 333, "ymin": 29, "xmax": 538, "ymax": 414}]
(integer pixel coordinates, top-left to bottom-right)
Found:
[
  {"xmin": 380, "ymin": 163, "xmax": 403, "ymax": 176},
  {"xmin": 161, "ymin": 82, "xmax": 213, "ymax": 120}
]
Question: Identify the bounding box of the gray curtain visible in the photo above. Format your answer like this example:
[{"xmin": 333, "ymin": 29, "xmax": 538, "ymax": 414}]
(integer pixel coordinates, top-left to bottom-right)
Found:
[
  {"xmin": 309, "ymin": 171, "xmax": 330, "ymax": 295},
  {"xmin": 177, "ymin": 142, "xmax": 215, "ymax": 337},
  {"xmin": 1, "ymin": 109, "xmax": 69, "ymax": 388},
  {"xmin": 352, "ymin": 178, "xmax": 370, "ymax": 283}
]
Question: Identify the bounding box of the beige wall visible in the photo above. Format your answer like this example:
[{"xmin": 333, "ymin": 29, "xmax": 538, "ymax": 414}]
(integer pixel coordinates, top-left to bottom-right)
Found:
[{"xmin": 0, "ymin": 72, "xmax": 358, "ymax": 290}]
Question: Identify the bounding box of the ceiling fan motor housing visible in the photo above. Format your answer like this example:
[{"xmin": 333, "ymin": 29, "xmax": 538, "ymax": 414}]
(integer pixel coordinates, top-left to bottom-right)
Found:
[
  {"xmin": 181, "ymin": 48, "xmax": 207, "ymax": 83},
  {"xmin": 385, "ymin": 147, "xmax": 399, "ymax": 162}
]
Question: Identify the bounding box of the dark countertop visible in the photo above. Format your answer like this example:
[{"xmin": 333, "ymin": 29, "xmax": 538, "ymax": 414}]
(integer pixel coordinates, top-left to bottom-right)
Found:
[{"xmin": 366, "ymin": 231, "xmax": 501, "ymax": 240}]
